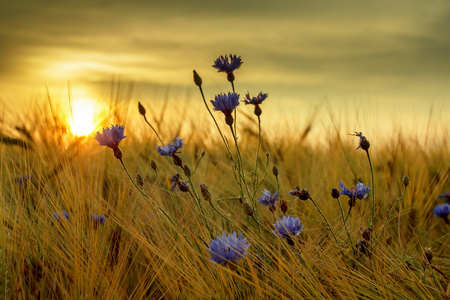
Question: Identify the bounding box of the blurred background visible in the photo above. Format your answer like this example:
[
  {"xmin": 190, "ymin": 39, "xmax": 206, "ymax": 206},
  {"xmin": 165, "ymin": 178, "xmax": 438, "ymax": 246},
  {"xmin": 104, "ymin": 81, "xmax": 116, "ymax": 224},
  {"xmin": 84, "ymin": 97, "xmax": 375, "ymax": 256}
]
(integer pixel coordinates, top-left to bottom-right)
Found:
[{"xmin": 1, "ymin": 0, "xmax": 449, "ymax": 139}]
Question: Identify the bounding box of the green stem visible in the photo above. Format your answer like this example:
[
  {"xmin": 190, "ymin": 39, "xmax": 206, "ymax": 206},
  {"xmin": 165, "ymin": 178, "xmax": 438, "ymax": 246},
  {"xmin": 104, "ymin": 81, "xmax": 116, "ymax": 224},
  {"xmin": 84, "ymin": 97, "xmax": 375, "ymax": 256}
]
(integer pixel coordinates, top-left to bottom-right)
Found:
[
  {"xmin": 119, "ymin": 158, "xmax": 207, "ymax": 247},
  {"xmin": 254, "ymin": 116, "xmax": 262, "ymax": 191},
  {"xmin": 377, "ymin": 185, "xmax": 407, "ymax": 244},
  {"xmin": 309, "ymin": 197, "xmax": 340, "ymax": 247},
  {"xmin": 365, "ymin": 150, "xmax": 376, "ymax": 229},
  {"xmin": 337, "ymin": 197, "xmax": 356, "ymax": 253}
]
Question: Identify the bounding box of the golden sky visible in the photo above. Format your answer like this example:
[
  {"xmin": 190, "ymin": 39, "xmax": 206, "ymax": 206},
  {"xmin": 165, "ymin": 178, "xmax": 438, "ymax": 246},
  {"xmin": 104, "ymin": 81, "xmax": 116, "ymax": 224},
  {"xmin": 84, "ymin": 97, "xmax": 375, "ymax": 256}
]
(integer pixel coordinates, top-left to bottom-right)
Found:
[{"xmin": 1, "ymin": 0, "xmax": 449, "ymax": 136}]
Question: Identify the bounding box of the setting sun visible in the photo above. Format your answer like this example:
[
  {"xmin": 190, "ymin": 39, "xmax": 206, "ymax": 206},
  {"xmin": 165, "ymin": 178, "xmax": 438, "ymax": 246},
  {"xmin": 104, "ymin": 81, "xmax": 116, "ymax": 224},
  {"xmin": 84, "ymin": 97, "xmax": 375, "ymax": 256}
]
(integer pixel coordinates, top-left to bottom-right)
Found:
[{"xmin": 69, "ymin": 99, "xmax": 96, "ymax": 136}]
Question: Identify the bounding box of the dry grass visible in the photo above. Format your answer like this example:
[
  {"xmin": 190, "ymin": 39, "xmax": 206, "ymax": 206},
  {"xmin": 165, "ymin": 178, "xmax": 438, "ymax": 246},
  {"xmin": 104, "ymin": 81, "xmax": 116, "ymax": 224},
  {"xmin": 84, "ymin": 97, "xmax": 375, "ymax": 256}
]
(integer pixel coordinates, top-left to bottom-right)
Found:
[{"xmin": 0, "ymin": 90, "xmax": 449, "ymax": 299}]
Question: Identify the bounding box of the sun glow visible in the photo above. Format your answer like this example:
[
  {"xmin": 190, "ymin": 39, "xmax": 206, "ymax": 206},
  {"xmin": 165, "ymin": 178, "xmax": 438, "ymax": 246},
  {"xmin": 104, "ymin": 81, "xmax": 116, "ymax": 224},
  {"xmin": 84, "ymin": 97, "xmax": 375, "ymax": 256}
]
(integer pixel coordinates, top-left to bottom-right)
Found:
[{"xmin": 69, "ymin": 99, "xmax": 96, "ymax": 136}]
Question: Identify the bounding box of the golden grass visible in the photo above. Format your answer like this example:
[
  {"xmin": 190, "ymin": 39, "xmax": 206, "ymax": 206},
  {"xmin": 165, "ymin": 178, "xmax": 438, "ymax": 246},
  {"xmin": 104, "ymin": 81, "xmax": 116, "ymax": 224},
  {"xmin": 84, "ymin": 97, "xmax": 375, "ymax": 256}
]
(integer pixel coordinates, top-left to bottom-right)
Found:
[{"xmin": 0, "ymin": 92, "xmax": 449, "ymax": 299}]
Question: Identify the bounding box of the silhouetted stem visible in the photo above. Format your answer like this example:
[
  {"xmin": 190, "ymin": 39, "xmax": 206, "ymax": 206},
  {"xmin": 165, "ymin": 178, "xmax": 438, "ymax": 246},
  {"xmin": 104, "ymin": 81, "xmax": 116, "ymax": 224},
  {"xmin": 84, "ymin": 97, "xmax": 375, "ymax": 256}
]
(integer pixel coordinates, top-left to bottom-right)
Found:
[
  {"xmin": 143, "ymin": 115, "xmax": 164, "ymax": 145},
  {"xmin": 366, "ymin": 150, "xmax": 376, "ymax": 229},
  {"xmin": 337, "ymin": 197, "xmax": 356, "ymax": 253},
  {"xmin": 254, "ymin": 115, "xmax": 261, "ymax": 191}
]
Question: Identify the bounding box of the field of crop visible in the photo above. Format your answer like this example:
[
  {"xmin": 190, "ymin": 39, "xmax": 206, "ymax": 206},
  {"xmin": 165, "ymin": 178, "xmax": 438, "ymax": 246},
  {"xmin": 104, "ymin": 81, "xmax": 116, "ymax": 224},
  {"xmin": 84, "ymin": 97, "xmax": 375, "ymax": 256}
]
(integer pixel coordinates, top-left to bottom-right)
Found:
[{"xmin": 0, "ymin": 58, "xmax": 449, "ymax": 299}]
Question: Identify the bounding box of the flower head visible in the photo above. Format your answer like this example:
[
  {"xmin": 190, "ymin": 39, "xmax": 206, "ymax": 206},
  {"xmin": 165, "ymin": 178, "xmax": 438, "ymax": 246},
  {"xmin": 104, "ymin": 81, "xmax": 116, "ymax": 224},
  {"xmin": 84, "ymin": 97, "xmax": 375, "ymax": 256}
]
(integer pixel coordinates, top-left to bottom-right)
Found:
[
  {"xmin": 53, "ymin": 211, "xmax": 69, "ymax": 221},
  {"xmin": 244, "ymin": 92, "xmax": 268, "ymax": 105},
  {"xmin": 17, "ymin": 174, "xmax": 33, "ymax": 189},
  {"xmin": 288, "ymin": 187, "xmax": 310, "ymax": 201},
  {"xmin": 211, "ymin": 92, "xmax": 240, "ymax": 116},
  {"xmin": 339, "ymin": 180, "xmax": 370, "ymax": 200},
  {"xmin": 272, "ymin": 215, "xmax": 304, "ymax": 239},
  {"xmin": 157, "ymin": 137, "xmax": 184, "ymax": 156},
  {"xmin": 92, "ymin": 214, "xmax": 106, "ymax": 225},
  {"xmin": 95, "ymin": 125, "xmax": 126, "ymax": 150},
  {"xmin": 169, "ymin": 173, "xmax": 189, "ymax": 193},
  {"xmin": 433, "ymin": 203, "xmax": 450, "ymax": 224},
  {"xmin": 438, "ymin": 193, "xmax": 450, "ymax": 204},
  {"xmin": 258, "ymin": 189, "xmax": 279, "ymax": 212},
  {"xmin": 207, "ymin": 232, "xmax": 251, "ymax": 265},
  {"xmin": 350, "ymin": 132, "xmax": 370, "ymax": 150},
  {"xmin": 212, "ymin": 54, "xmax": 243, "ymax": 74}
]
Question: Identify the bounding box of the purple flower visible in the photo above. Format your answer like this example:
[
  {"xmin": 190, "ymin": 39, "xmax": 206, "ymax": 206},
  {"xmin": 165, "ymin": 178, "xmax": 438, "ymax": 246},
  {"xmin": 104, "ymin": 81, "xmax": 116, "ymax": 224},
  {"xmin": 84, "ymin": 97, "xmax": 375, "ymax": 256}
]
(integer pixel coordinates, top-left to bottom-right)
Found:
[
  {"xmin": 207, "ymin": 232, "xmax": 251, "ymax": 265},
  {"xmin": 92, "ymin": 214, "xmax": 106, "ymax": 225},
  {"xmin": 156, "ymin": 137, "xmax": 184, "ymax": 156},
  {"xmin": 212, "ymin": 54, "xmax": 243, "ymax": 74},
  {"xmin": 244, "ymin": 92, "xmax": 268, "ymax": 105},
  {"xmin": 272, "ymin": 216, "xmax": 304, "ymax": 239},
  {"xmin": 438, "ymin": 193, "xmax": 450, "ymax": 204},
  {"xmin": 17, "ymin": 174, "xmax": 33, "ymax": 189},
  {"xmin": 339, "ymin": 180, "xmax": 370, "ymax": 200},
  {"xmin": 53, "ymin": 211, "xmax": 69, "ymax": 221},
  {"xmin": 258, "ymin": 189, "xmax": 279, "ymax": 212},
  {"xmin": 210, "ymin": 92, "xmax": 240, "ymax": 116},
  {"xmin": 433, "ymin": 203, "xmax": 450, "ymax": 224},
  {"xmin": 95, "ymin": 125, "xmax": 126, "ymax": 150}
]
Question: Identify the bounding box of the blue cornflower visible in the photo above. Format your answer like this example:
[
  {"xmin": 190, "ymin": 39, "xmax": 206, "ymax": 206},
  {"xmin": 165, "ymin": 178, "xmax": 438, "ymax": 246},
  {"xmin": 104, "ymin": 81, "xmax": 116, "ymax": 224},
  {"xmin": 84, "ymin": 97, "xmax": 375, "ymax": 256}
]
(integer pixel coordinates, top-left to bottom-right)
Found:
[
  {"xmin": 95, "ymin": 124, "xmax": 126, "ymax": 149},
  {"xmin": 207, "ymin": 232, "xmax": 251, "ymax": 265},
  {"xmin": 433, "ymin": 203, "xmax": 450, "ymax": 224},
  {"xmin": 156, "ymin": 137, "xmax": 184, "ymax": 156},
  {"xmin": 339, "ymin": 180, "xmax": 370, "ymax": 200},
  {"xmin": 17, "ymin": 174, "xmax": 33, "ymax": 189},
  {"xmin": 258, "ymin": 189, "xmax": 279, "ymax": 212},
  {"xmin": 272, "ymin": 215, "xmax": 304, "ymax": 239},
  {"xmin": 212, "ymin": 54, "xmax": 243, "ymax": 74},
  {"xmin": 53, "ymin": 211, "xmax": 69, "ymax": 221},
  {"xmin": 211, "ymin": 92, "xmax": 240, "ymax": 125},
  {"xmin": 438, "ymin": 193, "xmax": 450, "ymax": 204},
  {"xmin": 211, "ymin": 92, "xmax": 240, "ymax": 116},
  {"xmin": 95, "ymin": 125, "xmax": 126, "ymax": 159},
  {"xmin": 244, "ymin": 92, "xmax": 268, "ymax": 105},
  {"xmin": 92, "ymin": 214, "xmax": 106, "ymax": 224}
]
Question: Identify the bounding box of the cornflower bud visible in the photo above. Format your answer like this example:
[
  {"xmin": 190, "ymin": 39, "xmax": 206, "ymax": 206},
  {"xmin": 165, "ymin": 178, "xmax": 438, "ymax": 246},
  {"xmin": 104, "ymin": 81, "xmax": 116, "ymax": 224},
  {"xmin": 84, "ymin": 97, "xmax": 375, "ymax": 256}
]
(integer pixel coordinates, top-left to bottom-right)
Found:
[
  {"xmin": 136, "ymin": 174, "xmax": 144, "ymax": 188},
  {"xmin": 331, "ymin": 188, "xmax": 340, "ymax": 199},
  {"xmin": 402, "ymin": 174, "xmax": 409, "ymax": 187},
  {"xmin": 272, "ymin": 165, "xmax": 279, "ymax": 177},
  {"xmin": 183, "ymin": 165, "xmax": 192, "ymax": 177},
  {"xmin": 424, "ymin": 247, "xmax": 433, "ymax": 264},
  {"xmin": 200, "ymin": 184, "xmax": 211, "ymax": 202},
  {"xmin": 150, "ymin": 160, "xmax": 157, "ymax": 171},
  {"xmin": 242, "ymin": 201, "xmax": 254, "ymax": 217},
  {"xmin": 138, "ymin": 101, "xmax": 146, "ymax": 116},
  {"xmin": 193, "ymin": 70, "xmax": 202, "ymax": 87}
]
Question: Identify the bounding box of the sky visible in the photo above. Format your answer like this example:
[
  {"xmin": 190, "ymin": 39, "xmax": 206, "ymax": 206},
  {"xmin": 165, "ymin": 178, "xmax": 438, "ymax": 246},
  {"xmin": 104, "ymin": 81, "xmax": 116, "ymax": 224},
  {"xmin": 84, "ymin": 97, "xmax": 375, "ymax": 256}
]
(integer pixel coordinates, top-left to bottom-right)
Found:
[{"xmin": 1, "ymin": 0, "xmax": 449, "ymax": 137}]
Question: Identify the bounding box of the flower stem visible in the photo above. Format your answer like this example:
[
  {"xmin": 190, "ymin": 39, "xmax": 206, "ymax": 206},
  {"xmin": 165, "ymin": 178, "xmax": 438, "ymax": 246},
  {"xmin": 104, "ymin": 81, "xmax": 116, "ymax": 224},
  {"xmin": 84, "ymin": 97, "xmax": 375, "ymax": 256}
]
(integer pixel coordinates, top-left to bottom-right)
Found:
[
  {"xmin": 143, "ymin": 115, "xmax": 164, "ymax": 145},
  {"xmin": 254, "ymin": 115, "xmax": 262, "ymax": 191},
  {"xmin": 119, "ymin": 158, "xmax": 208, "ymax": 247},
  {"xmin": 336, "ymin": 197, "xmax": 356, "ymax": 253},
  {"xmin": 309, "ymin": 197, "xmax": 340, "ymax": 247},
  {"xmin": 365, "ymin": 150, "xmax": 376, "ymax": 229},
  {"xmin": 377, "ymin": 185, "xmax": 407, "ymax": 244}
]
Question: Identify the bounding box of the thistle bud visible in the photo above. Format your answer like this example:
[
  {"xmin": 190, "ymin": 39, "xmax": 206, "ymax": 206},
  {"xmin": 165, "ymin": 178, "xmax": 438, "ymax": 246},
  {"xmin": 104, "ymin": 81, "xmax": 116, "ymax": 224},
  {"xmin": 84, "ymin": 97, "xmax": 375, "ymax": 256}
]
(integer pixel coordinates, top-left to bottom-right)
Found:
[
  {"xmin": 193, "ymin": 70, "xmax": 202, "ymax": 87},
  {"xmin": 402, "ymin": 174, "xmax": 409, "ymax": 187},
  {"xmin": 272, "ymin": 165, "xmax": 279, "ymax": 177},
  {"xmin": 150, "ymin": 160, "xmax": 157, "ymax": 171},
  {"xmin": 136, "ymin": 173, "xmax": 144, "ymax": 188},
  {"xmin": 138, "ymin": 101, "xmax": 146, "ymax": 116},
  {"xmin": 200, "ymin": 184, "xmax": 211, "ymax": 202}
]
